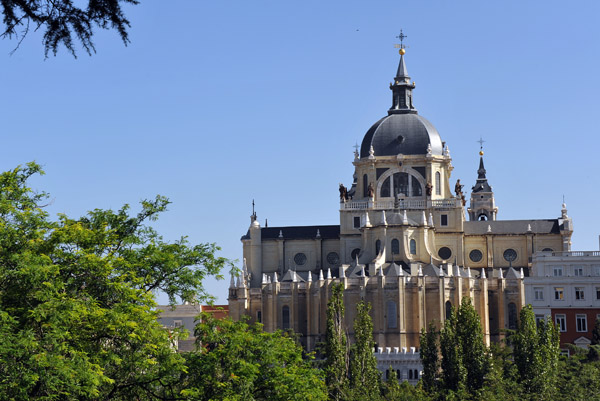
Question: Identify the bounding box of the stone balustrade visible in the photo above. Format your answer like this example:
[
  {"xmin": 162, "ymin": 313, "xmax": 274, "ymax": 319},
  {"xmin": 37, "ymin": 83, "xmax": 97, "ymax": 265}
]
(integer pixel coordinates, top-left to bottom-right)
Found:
[{"xmin": 341, "ymin": 198, "xmax": 460, "ymax": 211}]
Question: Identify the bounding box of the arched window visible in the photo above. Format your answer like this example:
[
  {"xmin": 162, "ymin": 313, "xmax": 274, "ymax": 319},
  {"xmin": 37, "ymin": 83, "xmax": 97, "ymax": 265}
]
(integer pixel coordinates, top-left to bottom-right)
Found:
[
  {"xmin": 508, "ymin": 302, "xmax": 518, "ymax": 330},
  {"xmin": 409, "ymin": 239, "xmax": 416, "ymax": 255},
  {"xmin": 445, "ymin": 301, "xmax": 452, "ymax": 321},
  {"xmin": 391, "ymin": 239, "xmax": 400, "ymax": 255},
  {"xmin": 363, "ymin": 174, "xmax": 368, "ymax": 198},
  {"xmin": 282, "ymin": 305, "xmax": 290, "ymax": 330},
  {"xmin": 435, "ymin": 172, "xmax": 441, "ymax": 195},
  {"xmin": 387, "ymin": 301, "xmax": 398, "ymax": 329},
  {"xmin": 379, "ymin": 172, "xmax": 423, "ymax": 198},
  {"xmin": 375, "ymin": 240, "xmax": 381, "ymax": 255},
  {"xmin": 381, "ymin": 177, "xmax": 391, "ymax": 197}
]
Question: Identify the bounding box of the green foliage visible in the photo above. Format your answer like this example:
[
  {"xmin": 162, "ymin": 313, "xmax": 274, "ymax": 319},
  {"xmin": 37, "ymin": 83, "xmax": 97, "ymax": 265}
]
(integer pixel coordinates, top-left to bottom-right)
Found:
[
  {"xmin": 512, "ymin": 305, "xmax": 559, "ymax": 399},
  {"xmin": 383, "ymin": 366, "xmax": 402, "ymax": 400},
  {"xmin": 180, "ymin": 314, "xmax": 326, "ymax": 401},
  {"xmin": 420, "ymin": 321, "xmax": 439, "ymax": 392},
  {"xmin": 1, "ymin": 0, "xmax": 139, "ymax": 57},
  {"xmin": 324, "ymin": 283, "xmax": 350, "ymax": 401},
  {"xmin": 557, "ymin": 352, "xmax": 600, "ymax": 401},
  {"xmin": 0, "ymin": 163, "xmax": 226, "ymax": 400},
  {"xmin": 383, "ymin": 367, "xmax": 430, "ymax": 401},
  {"xmin": 349, "ymin": 301, "xmax": 381, "ymax": 400},
  {"xmin": 432, "ymin": 298, "xmax": 490, "ymax": 398},
  {"xmin": 592, "ymin": 317, "xmax": 600, "ymax": 345},
  {"xmin": 439, "ymin": 306, "xmax": 465, "ymax": 392},
  {"xmin": 456, "ymin": 297, "xmax": 489, "ymax": 393}
]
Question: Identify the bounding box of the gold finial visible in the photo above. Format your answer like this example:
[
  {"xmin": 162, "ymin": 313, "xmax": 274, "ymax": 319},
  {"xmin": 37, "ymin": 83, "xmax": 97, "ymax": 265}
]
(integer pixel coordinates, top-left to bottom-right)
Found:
[
  {"xmin": 399, "ymin": 48, "xmax": 406, "ymax": 55},
  {"xmin": 477, "ymin": 137, "xmax": 485, "ymax": 156}
]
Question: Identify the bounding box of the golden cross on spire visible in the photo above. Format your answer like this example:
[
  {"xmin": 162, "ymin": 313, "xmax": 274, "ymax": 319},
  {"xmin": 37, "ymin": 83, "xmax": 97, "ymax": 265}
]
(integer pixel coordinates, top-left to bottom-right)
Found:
[{"xmin": 396, "ymin": 29, "xmax": 407, "ymax": 49}]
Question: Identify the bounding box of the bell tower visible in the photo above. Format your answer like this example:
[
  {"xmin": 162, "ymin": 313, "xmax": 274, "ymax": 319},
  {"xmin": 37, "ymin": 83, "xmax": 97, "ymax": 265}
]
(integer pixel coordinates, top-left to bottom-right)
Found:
[{"xmin": 468, "ymin": 144, "xmax": 498, "ymax": 221}]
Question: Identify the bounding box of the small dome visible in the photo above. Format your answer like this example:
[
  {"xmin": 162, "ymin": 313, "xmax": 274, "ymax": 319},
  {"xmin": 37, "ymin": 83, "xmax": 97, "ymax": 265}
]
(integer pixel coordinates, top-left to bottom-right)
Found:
[{"xmin": 360, "ymin": 113, "xmax": 443, "ymax": 158}]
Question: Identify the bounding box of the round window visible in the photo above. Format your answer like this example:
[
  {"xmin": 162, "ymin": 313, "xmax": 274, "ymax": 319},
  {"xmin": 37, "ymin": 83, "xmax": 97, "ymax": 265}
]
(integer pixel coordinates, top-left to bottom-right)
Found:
[
  {"xmin": 438, "ymin": 247, "xmax": 452, "ymax": 260},
  {"xmin": 503, "ymin": 249, "xmax": 517, "ymax": 262},
  {"xmin": 351, "ymin": 248, "xmax": 361, "ymax": 260},
  {"xmin": 294, "ymin": 253, "xmax": 307, "ymax": 265},
  {"xmin": 469, "ymin": 249, "xmax": 483, "ymax": 263},
  {"xmin": 326, "ymin": 252, "xmax": 340, "ymax": 265}
]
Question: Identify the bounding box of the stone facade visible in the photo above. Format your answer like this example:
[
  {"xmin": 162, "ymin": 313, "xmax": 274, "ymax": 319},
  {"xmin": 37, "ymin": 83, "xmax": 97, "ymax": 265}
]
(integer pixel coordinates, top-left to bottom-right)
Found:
[{"xmin": 229, "ymin": 50, "xmax": 573, "ymax": 357}]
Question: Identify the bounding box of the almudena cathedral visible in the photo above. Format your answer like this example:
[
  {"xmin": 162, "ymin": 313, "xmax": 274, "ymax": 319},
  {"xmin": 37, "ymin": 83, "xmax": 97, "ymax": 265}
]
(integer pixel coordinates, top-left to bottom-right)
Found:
[{"xmin": 228, "ymin": 47, "xmax": 574, "ymax": 373}]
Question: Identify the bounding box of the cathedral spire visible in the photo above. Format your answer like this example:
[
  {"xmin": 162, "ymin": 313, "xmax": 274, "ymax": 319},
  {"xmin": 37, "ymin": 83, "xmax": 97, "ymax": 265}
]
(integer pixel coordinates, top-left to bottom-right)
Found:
[
  {"xmin": 468, "ymin": 144, "xmax": 498, "ymax": 221},
  {"xmin": 389, "ymin": 33, "xmax": 417, "ymax": 115}
]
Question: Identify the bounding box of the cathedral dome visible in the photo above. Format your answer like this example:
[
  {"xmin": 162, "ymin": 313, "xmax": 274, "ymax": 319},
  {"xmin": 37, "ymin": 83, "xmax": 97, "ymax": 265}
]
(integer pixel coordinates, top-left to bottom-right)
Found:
[
  {"xmin": 360, "ymin": 113, "xmax": 443, "ymax": 157},
  {"xmin": 360, "ymin": 51, "xmax": 443, "ymax": 158}
]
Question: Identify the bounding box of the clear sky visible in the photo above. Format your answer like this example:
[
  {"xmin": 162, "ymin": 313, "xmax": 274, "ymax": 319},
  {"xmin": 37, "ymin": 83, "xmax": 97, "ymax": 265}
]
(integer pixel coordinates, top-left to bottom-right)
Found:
[{"xmin": 1, "ymin": 1, "xmax": 599, "ymax": 304}]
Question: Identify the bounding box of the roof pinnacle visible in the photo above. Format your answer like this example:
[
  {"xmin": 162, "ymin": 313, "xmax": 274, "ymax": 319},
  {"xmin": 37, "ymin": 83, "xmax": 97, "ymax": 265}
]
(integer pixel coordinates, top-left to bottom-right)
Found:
[{"xmin": 389, "ymin": 30, "xmax": 416, "ymax": 115}]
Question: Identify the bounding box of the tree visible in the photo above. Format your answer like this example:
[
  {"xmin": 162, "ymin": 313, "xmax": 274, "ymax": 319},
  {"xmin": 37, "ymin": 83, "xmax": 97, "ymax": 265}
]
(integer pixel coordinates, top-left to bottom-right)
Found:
[
  {"xmin": 455, "ymin": 297, "xmax": 489, "ymax": 393},
  {"xmin": 419, "ymin": 321, "xmax": 439, "ymax": 393},
  {"xmin": 439, "ymin": 306, "xmax": 465, "ymax": 392},
  {"xmin": 383, "ymin": 366, "xmax": 401, "ymax": 400},
  {"xmin": 512, "ymin": 305, "xmax": 559, "ymax": 399},
  {"xmin": 181, "ymin": 314, "xmax": 327, "ymax": 401},
  {"xmin": 349, "ymin": 300, "xmax": 381, "ymax": 400},
  {"xmin": 1, "ymin": 0, "xmax": 138, "ymax": 57},
  {"xmin": 324, "ymin": 282, "xmax": 349, "ymax": 401},
  {"xmin": 438, "ymin": 298, "xmax": 489, "ymax": 396},
  {"xmin": 0, "ymin": 163, "xmax": 226, "ymax": 400},
  {"xmin": 592, "ymin": 317, "xmax": 600, "ymax": 345}
]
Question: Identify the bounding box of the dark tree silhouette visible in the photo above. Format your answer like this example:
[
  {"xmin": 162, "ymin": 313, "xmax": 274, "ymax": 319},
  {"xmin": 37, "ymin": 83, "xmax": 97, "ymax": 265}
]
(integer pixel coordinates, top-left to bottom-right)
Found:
[{"xmin": 1, "ymin": 0, "xmax": 138, "ymax": 57}]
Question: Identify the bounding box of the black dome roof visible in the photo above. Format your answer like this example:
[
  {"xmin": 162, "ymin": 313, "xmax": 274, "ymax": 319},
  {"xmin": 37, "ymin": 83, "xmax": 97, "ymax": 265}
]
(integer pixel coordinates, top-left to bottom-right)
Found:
[{"xmin": 360, "ymin": 113, "xmax": 443, "ymax": 158}]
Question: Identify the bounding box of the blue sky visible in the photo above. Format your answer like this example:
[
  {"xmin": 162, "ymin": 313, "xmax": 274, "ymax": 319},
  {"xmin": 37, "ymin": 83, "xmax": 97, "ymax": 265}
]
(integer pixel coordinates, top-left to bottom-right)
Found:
[{"xmin": 1, "ymin": 1, "xmax": 599, "ymax": 304}]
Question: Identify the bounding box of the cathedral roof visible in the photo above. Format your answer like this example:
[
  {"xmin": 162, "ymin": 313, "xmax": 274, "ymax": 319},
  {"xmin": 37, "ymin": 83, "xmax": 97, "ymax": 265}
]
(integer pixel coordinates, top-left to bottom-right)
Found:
[
  {"xmin": 421, "ymin": 263, "xmax": 440, "ymax": 277},
  {"xmin": 471, "ymin": 156, "xmax": 492, "ymax": 193},
  {"xmin": 242, "ymin": 225, "xmax": 340, "ymax": 240},
  {"xmin": 464, "ymin": 220, "xmax": 560, "ymax": 235},
  {"xmin": 359, "ymin": 53, "xmax": 443, "ymax": 158},
  {"xmin": 505, "ymin": 267, "xmax": 521, "ymax": 279},
  {"xmin": 360, "ymin": 113, "xmax": 443, "ymax": 158}
]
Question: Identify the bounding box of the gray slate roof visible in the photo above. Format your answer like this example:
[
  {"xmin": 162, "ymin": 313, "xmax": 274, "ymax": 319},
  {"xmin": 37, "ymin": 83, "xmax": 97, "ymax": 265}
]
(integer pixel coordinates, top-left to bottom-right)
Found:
[
  {"xmin": 242, "ymin": 225, "xmax": 340, "ymax": 241},
  {"xmin": 464, "ymin": 220, "xmax": 559, "ymax": 235},
  {"xmin": 360, "ymin": 113, "xmax": 443, "ymax": 158}
]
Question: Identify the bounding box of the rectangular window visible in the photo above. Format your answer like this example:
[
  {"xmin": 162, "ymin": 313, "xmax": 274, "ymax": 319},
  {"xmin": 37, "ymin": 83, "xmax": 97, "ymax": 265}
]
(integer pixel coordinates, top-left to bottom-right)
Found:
[
  {"xmin": 560, "ymin": 349, "xmax": 570, "ymax": 357},
  {"xmin": 353, "ymin": 216, "xmax": 361, "ymax": 229},
  {"xmin": 555, "ymin": 314, "xmax": 567, "ymax": 332},
  {"xmin": 387, "ymin": 301, "xmax": 398, "ymax": 329},
  {"xmin": 440, "ymin": 214, "xmax": 448, "ymax": 226},
  {"xmin": 597, "ymin": 287, "xmax": 600, "ymax": 300},
  {"xmin": 575, "ymin": 287, "xmax": 585, "ymax": 300},
  {"xmin": 554, "ymin": 287, "xmax": 564, "ymax": 300},
  {"xmin": 576, "ymin": 314, "xmax": 588, "ymax": 332},
  {"xmin": 553, "ymin": 266, "xmax": 563, "ymax": 277},
  {"xmin": 174, "ymin": 320, "xmax": 183, "ymax": 328},
  {"xmin": 257, "ymin": 310, "xmax": 262, "ymax": 323},
  {"xmin": 534, "ymin": 287, "xmax": 544, "ymax": 301},
  {"xmin": 593, "ymin": 265, "xmax": 600, "ymax": 276},
  {"xmin": 535, "ymin": 315, "xmax": 545, "ymax": 326},
  {"xmin": 574, "ymin": 266, "xmax": 584, "ymax": 277}
]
